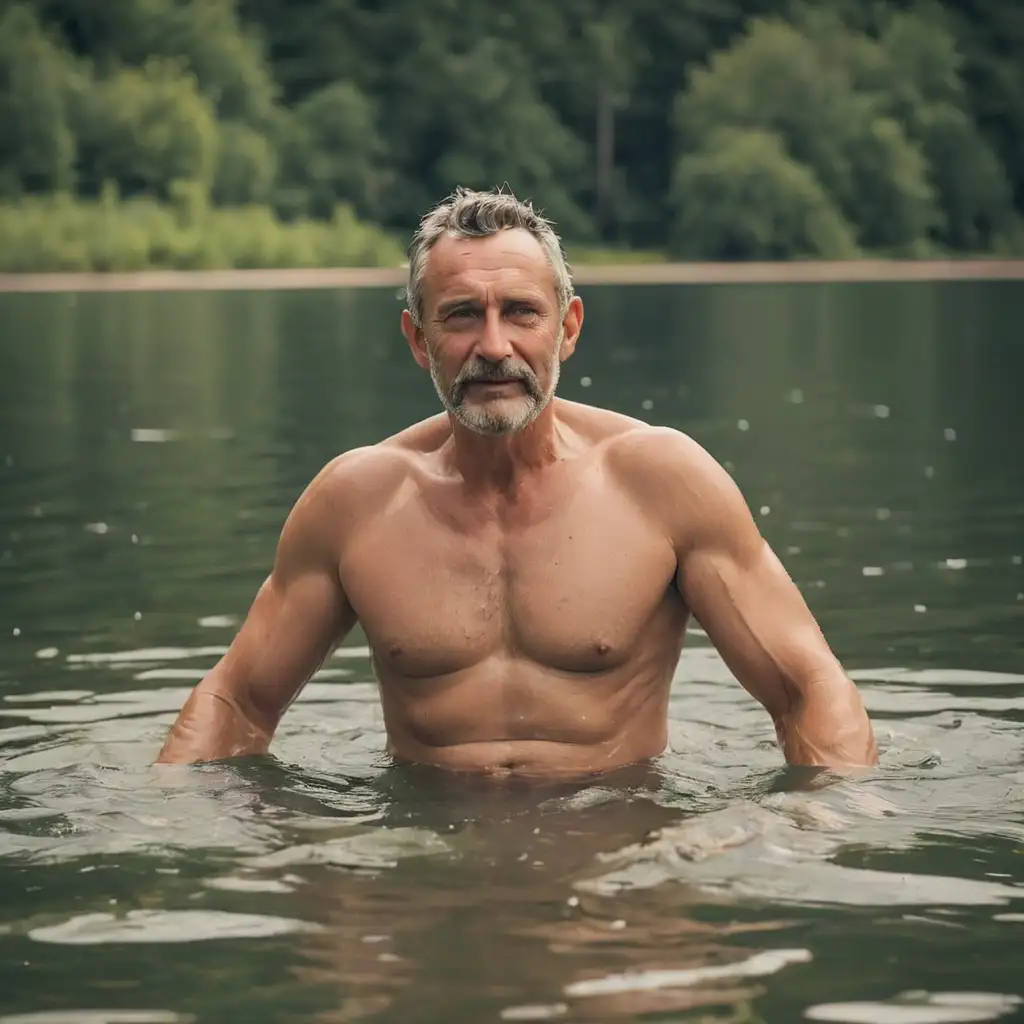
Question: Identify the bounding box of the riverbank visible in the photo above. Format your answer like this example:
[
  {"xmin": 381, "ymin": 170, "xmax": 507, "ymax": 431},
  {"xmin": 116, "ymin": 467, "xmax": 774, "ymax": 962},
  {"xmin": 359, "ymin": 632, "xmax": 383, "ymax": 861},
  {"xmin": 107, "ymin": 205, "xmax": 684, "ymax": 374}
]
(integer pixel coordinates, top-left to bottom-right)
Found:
[{"xmin": 1, "ymin": 259, "xmax": 1022, "ymax": 293}]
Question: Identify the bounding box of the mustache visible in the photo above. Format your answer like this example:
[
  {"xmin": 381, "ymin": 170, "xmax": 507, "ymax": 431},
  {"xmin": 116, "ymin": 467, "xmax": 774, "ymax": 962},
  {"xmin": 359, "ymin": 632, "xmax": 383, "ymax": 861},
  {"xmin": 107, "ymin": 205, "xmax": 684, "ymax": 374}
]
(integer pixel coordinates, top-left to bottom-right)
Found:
[{"xmin": 451, "ymin": 358, "xmax": 543, "ymax": 404}]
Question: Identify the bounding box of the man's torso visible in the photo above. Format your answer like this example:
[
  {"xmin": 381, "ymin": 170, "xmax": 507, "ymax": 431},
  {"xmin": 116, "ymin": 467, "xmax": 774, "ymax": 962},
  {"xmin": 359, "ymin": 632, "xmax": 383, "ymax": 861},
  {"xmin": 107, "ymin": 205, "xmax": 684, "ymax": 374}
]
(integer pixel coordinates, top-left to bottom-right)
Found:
[{"xmin": 331, "ymin": 402, "xmax": 691, "ymax": 776}]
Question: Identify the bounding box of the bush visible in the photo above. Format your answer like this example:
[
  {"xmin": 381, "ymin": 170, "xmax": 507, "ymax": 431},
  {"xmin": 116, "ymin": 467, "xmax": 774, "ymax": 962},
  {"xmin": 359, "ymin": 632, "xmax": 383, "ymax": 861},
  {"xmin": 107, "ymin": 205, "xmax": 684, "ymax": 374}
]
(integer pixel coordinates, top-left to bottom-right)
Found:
[
  {"xmin": 0, "ymin": 192, "xmax": 405, "ymax": 272},
  {"xmin": 670, "ymin": 129, "xmax": 860, "ymax": 260}
]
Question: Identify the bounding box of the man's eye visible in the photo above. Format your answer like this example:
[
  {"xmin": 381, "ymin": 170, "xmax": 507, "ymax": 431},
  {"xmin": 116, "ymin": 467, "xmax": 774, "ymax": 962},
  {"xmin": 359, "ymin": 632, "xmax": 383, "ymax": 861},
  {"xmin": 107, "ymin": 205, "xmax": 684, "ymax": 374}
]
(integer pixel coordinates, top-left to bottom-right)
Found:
[
  {"xmin": 447, "ymin": 308, "xmax": 476, "ymax": 319},
  {"xmin": 511, "ymin": 305, "xmax": 537, "ymax": 316}
]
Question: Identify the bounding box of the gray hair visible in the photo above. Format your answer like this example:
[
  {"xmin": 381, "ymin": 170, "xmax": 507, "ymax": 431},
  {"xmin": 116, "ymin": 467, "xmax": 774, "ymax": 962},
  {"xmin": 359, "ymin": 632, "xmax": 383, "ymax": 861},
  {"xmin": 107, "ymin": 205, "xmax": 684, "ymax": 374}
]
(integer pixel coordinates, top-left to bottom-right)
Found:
[{"xmin": 405, "ymin": 187, "xmax": 574, "ymax": 328}]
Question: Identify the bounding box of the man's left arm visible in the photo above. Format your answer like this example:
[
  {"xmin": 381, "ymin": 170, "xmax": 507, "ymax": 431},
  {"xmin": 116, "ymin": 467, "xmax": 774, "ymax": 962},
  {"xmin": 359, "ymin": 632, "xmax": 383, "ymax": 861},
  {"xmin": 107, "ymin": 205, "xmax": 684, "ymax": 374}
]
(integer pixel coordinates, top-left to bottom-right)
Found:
[{"xmin": 657, "ymin": 434, "xmax": 878, "ymax": 769}]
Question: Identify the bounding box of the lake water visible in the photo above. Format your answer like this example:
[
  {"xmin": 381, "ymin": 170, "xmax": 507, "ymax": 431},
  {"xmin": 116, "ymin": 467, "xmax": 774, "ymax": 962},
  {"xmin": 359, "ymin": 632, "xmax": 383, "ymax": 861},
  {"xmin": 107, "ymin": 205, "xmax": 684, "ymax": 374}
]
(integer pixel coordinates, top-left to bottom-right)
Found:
[{"xmin": 0, "ymin": 281, "xmax": 1022, "ymax": 1024}]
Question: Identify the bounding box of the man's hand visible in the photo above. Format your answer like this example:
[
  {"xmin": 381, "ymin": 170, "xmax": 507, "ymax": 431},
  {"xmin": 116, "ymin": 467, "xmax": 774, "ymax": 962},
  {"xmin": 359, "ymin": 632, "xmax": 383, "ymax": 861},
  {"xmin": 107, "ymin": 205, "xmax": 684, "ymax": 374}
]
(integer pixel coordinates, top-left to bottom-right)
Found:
[
  {"xmin": 157, "ymin": 459, "xmax": 358, "ymax": 764},
  {"xmin": 624, "ymin": 429, "xmax": 878, "ymax": 770}
]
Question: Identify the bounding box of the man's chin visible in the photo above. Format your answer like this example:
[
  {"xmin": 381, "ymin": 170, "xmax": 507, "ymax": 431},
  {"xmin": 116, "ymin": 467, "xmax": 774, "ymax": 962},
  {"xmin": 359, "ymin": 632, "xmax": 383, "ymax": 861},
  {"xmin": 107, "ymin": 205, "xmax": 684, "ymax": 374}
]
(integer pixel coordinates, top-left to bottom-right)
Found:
[{"xmin": 453, "ymin": 398, "xmax": 539, "ymax": 436}]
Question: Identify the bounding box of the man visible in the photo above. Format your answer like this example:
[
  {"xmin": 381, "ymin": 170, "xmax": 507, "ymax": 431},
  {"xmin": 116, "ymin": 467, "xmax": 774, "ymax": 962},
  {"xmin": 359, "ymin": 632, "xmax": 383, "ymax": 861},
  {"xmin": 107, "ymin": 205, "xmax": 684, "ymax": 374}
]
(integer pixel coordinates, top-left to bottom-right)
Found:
[{"xmin": 158, "ymin": 187, "xmax": 877, "ymax": 775}]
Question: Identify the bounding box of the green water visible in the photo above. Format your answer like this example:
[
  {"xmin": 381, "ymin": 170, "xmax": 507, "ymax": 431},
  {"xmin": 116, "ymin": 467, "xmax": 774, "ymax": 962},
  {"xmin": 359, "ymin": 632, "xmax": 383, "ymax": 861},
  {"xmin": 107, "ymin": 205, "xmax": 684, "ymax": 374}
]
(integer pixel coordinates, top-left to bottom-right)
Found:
[{"xmin": 0, "ymin": 282, "xmax": 1022, "ymax": 1024}]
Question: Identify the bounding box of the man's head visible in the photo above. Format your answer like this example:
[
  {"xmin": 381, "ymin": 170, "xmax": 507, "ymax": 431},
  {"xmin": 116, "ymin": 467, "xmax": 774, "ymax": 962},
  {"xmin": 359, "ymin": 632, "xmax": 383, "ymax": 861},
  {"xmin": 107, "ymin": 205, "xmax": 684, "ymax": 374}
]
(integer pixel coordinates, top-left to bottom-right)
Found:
[{"xmin": 401, "ymin": 187, "xmax": 583, "ymax": 436}]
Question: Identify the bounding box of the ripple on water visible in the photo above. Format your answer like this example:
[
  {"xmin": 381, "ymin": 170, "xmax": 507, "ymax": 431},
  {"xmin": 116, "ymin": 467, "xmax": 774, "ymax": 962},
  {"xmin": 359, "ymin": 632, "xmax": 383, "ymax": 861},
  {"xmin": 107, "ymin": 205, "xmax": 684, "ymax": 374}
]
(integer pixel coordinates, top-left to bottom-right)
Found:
[
  {"xmin": 563, "ymin": 948, "xmax": 812, "ymax": 997},
  {"xmin": 0, "ymin": 1013, "xmax": 193, "ymax": 1024},
  {"xmin": 28, "ymin": 909, "xmax": 322, "ymax": 945},
  {"xmin": 805, "ymin": 991, "xmax": 1022, "ymax": 1023}
]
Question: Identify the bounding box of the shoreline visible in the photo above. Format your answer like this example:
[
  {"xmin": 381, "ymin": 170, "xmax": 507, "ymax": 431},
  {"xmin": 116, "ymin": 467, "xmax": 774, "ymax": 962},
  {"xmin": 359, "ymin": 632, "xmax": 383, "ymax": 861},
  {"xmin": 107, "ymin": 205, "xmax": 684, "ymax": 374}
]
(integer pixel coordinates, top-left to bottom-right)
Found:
[{"xmin": 0, "ymin": 259, "xmax": 1022, "ymax": 293}]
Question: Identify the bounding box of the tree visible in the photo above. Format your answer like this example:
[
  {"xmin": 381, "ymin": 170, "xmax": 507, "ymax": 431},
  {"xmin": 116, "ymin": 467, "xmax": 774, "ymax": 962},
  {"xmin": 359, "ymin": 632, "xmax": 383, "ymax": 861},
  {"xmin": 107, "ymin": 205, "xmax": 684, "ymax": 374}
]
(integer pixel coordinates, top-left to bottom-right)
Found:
[
  {"xmin": 669, "ymin": 128, "xmax": 860, "ymax": 259},
  {"xmin": 0, "ymin": 5, "xmax": 76, "ymax": 195},
  {"xmin": 74, "ymin": 60, "xmax": 220, "ymax": 199},
  {"xmin": 293, "ymin": 81, "xmax": 388, "ymax": 221},
  {"xmin": 676, "ymin": 17, "xmax": 939, "ymax": 254}
]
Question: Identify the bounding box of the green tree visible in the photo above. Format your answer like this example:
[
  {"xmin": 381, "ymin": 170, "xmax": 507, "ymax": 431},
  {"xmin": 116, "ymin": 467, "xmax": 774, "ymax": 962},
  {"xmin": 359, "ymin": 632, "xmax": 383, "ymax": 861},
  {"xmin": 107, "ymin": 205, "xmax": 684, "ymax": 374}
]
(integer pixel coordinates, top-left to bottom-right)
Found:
[
  {"xmin": 669, "ymin": 128, "xmax": 860, "ymax": 259},
  {"xmin": 212, "ymin": 121, "xmax": 276, "ymax": 205},
  {"xmin": 74, "ymin": 59, "xmax": 220, "ymax": 199},
  {"xmin": 938, "ymin": 0, "xmax": 1024, "ymax": 212},
  {"xmin": 0, "ymin": 5, "xmax": 76, "ymax": 195},
  {"xmin": 293, "ymin": 81, "xmax": 388, "ymax": 220},
  {"xmin": 677, "ymin": 17, "xmax": 939, "ymax": 254}
]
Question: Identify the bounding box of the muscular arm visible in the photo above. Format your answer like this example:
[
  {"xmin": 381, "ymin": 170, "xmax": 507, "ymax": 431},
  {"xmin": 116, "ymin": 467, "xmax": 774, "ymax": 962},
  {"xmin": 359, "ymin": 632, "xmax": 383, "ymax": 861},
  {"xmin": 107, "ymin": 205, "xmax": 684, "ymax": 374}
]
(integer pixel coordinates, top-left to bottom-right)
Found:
[
  {"xmin": 157, "ymin": 462, "xmax": 358, "ymax": 764},
  {"xmin": 633, "ymin": 430, "xmax": 877, "ymax": 769}
]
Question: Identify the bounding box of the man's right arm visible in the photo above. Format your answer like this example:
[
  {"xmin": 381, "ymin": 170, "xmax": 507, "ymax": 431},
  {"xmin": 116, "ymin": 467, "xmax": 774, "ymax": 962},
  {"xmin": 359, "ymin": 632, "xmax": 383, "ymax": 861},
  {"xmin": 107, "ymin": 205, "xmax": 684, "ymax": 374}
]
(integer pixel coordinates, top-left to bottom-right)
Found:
[{"xmin": 156, "ymin": 460, "xmax": 358, "ymax": 764}]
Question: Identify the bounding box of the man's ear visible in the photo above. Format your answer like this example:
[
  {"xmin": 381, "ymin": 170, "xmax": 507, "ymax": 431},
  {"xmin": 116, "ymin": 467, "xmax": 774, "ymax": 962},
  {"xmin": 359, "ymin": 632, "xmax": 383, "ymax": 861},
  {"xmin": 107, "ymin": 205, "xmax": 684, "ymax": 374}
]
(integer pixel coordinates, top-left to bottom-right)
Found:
[
  {"xmin": 558, "ymin": 295, "xmax": 584, "ymax": 362},
  {"xmin": 401, "ymin": 310, "xmax": 431, "ymax": 371}
]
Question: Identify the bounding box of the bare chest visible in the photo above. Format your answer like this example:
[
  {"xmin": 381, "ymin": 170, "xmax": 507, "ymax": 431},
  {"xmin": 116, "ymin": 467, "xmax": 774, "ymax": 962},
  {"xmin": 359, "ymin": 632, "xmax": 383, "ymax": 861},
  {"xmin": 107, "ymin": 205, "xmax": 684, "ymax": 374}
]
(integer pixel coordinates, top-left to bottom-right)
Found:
[{"xmin": 339, "ymin": 482, "xmax": 682, "ymax": 677}]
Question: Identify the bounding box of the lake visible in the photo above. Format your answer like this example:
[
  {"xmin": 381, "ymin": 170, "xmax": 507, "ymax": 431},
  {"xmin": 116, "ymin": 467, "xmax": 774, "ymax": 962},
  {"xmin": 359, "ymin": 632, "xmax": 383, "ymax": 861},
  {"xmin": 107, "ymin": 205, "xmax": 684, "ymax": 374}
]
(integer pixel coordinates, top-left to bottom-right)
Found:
[{"xmin": 0, "ymin": 280, "xmax": 1022, "ymax": 1024}]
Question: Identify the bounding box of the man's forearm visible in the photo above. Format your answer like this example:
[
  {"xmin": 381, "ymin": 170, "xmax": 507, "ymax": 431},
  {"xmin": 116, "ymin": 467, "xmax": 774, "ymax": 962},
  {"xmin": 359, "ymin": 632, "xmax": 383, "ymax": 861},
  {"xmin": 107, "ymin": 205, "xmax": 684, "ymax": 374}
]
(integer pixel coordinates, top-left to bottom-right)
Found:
[
  {"xmin": 773, "ymin": 677, "xmax": 878, "ymax": 769},
  {"xmin": 157, "ymin": 686, "xmax": 272, "ymax": 764}
]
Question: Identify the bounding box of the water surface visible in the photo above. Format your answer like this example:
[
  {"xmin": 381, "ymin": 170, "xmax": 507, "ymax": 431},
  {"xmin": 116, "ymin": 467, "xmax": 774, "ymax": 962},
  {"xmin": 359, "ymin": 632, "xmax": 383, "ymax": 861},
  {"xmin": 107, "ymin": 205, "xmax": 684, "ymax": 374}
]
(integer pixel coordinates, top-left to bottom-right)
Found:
[{"xmin": 0, "ymin": 282, "xmax": 1022, "ymax": 1024}]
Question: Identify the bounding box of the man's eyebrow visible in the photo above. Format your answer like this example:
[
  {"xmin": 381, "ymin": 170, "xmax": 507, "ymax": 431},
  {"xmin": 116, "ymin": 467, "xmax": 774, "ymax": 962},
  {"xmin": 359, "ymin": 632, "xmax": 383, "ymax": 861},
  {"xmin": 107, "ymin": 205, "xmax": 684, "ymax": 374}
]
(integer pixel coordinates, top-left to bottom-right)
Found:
[{"xmin": 436, "ymin": 298, "xmax": 480, "ymax": 317}]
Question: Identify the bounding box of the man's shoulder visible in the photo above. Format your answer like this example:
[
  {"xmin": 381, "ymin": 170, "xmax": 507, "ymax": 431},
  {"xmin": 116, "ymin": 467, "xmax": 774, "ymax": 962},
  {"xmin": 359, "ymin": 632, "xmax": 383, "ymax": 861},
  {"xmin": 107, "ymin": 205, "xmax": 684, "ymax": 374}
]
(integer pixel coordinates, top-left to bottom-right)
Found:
[
  {"xmin": 594, "ymin": 418, "xmax": 745, "ymax": 547},
  {"xmin": 304, "ymin": 416, "xmax": 449, "ymax": 507},
  {"xmin": 600, "ymin": 420, "xmax": 719, "ymax": 482}
]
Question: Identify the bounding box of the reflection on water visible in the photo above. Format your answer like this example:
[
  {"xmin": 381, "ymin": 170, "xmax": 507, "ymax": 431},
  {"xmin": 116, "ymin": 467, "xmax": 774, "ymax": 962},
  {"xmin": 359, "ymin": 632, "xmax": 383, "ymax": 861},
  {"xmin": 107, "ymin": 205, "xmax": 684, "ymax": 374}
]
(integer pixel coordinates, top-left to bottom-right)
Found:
[{"xmin": 0, "ymin": 283, "xmax": 1022, "ymax": 1023}]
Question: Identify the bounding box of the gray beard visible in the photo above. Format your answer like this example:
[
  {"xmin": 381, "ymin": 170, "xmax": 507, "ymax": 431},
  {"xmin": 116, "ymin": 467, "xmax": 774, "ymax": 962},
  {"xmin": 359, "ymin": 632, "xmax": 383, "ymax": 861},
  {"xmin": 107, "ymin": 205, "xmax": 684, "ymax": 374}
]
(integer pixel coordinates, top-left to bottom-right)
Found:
[{"xmin": 428, "ymin": 341, "xmax": 561, "ymax": 436}]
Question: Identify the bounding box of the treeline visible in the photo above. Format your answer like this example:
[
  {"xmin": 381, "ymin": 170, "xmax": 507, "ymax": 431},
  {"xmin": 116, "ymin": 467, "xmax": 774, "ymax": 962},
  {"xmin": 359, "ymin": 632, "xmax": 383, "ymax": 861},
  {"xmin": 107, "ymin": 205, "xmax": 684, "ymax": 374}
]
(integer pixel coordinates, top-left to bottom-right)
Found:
[{"xmin": 0, "ymin": 0, "xmax": 1022, "ymax": 269}]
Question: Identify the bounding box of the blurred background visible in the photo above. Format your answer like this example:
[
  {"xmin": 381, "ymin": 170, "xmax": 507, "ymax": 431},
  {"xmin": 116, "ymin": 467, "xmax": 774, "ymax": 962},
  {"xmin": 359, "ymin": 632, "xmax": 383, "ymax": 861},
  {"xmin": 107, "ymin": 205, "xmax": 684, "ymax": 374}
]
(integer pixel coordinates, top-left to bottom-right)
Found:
[{"xmin": 0, "ymin": 0, "xmax": 1022, "ymax": 272}]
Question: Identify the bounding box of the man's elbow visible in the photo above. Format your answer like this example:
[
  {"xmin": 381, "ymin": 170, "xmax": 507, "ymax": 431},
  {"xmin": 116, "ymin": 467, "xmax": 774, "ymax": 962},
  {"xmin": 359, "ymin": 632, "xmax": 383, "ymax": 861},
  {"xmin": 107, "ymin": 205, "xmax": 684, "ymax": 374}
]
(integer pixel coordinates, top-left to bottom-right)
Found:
[{"xmin": 774, "ymin": 676, "xmax": 878, "ymax": 769}]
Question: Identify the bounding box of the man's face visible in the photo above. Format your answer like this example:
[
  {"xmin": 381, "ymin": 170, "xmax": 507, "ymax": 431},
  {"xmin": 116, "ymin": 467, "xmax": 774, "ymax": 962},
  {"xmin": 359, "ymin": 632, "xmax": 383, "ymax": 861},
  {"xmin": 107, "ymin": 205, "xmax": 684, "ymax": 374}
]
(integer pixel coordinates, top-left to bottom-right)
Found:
[{"xmin": 402, "ymin": 230, "xmax": 581, "ymax": 436}]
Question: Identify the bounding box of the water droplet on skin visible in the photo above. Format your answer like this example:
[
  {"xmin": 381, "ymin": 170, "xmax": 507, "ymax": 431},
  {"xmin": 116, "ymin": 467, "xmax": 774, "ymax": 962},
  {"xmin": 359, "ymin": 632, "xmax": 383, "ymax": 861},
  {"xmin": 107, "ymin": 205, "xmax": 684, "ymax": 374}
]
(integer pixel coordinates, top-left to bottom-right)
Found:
[
  {"xmin": 580, "ymin": 376, "xmax": 592, "ymax": 388},
  {"xmin": 862, "ymin": 566, "xmax": 884, "ymax": 577},
  {"xmin": 641, "ymin": 399, "xmax": 653, "ymax": 411},
  {"xmin": 873, "ymin": 404, "xmax": 890, "ymax": 419},
  {"xmin": 914, "ymin": 604, "xmax": 927, "ymax": 613},
  {"xmin": 737, "ymin": 419, "xmax": 750, "ymax": 431},
  {"xmin": 943, "ymin": 428, "xmax": 957, "ymax": 441},
  {"xmin": 760, "ymin": 505, "xmax": 771, "ymax": 516}
]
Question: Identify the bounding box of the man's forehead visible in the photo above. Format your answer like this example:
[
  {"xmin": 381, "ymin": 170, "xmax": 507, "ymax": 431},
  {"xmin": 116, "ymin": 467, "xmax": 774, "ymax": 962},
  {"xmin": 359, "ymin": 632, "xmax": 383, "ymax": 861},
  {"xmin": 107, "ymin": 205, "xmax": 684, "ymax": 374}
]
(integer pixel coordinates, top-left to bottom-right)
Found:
[{"xmin": 423, "ymin": 229, "xmax": 555, "ymax": 299}]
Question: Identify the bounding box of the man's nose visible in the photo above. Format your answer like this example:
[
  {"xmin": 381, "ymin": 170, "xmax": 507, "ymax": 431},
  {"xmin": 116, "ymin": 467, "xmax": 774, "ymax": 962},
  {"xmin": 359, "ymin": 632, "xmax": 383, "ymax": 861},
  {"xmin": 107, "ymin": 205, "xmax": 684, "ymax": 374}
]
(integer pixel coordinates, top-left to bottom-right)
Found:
[{"xmin": 474, "ymin": 307, "xmax": 514, "ymax": 362}]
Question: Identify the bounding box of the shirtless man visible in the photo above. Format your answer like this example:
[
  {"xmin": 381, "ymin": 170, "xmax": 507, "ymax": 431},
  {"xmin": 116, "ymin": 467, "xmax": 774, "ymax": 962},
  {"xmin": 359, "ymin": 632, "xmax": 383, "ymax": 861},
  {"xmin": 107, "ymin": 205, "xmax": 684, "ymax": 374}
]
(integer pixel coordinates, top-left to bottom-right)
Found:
[{"xmin": 158, "ymin": 187, "xmax": 877, "ymax": 776}]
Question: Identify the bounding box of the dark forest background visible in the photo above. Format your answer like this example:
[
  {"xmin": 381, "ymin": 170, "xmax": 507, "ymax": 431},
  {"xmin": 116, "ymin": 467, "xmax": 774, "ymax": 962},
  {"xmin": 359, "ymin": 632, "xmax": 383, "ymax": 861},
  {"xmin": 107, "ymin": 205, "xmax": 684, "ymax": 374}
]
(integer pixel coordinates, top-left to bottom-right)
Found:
[{"xmin": 2, "ymin": 0, "xmax": 1022, "ymax": 267}]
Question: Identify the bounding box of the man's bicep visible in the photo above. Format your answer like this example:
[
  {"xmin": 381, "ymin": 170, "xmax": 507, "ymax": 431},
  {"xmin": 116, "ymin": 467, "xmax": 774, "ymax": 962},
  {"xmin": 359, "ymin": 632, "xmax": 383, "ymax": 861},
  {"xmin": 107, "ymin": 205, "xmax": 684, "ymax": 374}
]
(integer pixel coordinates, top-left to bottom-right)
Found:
[
  {"xmin": 214, "ymin": 495, "xmax": 356, "ymax": 732},
  {"xmin": 680, "ymin": 535, "xmax": 842, "ymax": 716},
  {"xmin": 673, "ymin": 458, "xmax": 842, "ymax": 719}
]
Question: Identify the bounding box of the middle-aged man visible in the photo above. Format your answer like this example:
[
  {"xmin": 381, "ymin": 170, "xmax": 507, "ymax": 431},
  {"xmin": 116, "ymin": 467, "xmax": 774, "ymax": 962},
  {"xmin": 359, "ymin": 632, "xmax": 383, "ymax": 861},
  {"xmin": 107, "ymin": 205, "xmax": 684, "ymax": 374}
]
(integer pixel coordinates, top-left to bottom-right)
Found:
[{"xmin": 158, "ymin": 187, "xmax": 877, "ymax": 776}]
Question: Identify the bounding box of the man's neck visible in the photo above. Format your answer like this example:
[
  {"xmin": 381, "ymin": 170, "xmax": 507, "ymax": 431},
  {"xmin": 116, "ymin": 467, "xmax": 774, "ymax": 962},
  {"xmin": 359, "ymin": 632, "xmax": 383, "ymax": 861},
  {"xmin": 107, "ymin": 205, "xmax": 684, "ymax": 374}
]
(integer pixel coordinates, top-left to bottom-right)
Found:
[{"xmin": 447, "ymin": 401, "xmax": 563, "ymax": 494}]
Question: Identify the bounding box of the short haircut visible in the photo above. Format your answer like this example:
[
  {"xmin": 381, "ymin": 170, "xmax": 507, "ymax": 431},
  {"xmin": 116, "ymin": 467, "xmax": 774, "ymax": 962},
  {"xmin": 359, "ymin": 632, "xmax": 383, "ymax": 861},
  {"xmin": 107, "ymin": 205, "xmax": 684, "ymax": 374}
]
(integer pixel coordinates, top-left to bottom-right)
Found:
[{"xmin": 406, "ymin": 186, "xmax": 574, "ymax": 327}]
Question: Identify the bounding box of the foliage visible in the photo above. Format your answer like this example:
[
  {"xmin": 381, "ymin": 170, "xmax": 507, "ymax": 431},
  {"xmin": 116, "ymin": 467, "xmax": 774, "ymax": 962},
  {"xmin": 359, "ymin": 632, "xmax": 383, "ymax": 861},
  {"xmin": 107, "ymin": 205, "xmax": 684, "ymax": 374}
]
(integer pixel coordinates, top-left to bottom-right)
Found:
[
  {"xmin": 0, "ymin": 5, "xmax": 76, "ymax": 195},
  {"xmin": 670, "ymin": 128, "xmax": 861, "ymax": 259},
  {"xmin": 0, "ymin": 0, "xmax": 1020, "ymax": 267},
  {"xmin": 0, "ymin": 191, "xmax": 404, "ymax": 271}
]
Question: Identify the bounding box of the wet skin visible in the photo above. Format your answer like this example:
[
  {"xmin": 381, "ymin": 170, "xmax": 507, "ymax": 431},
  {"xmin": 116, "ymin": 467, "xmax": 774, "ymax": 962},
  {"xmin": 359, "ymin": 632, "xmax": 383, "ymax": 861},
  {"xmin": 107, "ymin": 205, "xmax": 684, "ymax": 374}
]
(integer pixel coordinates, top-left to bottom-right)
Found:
[{"xmin": 158, "ymin": 230, "xmax": 877, "ymax": 777}]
